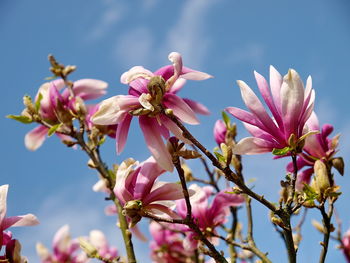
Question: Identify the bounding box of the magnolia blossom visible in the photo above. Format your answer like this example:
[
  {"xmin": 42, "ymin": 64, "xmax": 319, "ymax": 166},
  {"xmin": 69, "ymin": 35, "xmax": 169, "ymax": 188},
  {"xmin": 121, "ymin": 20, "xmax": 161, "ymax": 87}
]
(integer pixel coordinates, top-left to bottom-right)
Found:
[
  {"xmin": 36, "ymin": 225, "xmax": 88, "ymax": 263},
  {"xmin": 114, "ymin": 157, "xmax": 186, "ymax": 225},
  {"xmin": 343, "ymin": 228, "xmax": 350, "ymax": 262},
  {"xmin": 92, "ymin": 52, "xmax": 211, "ymax": 171},
  {"xmin": 176, "ymin": 184, "xmax": 244, "ymax": 249},
  {"xmin": 286, "ymin": 112, "xmax": 339, "ymax": 190},
  {"xmin": 149, "ymin": 221, "xmax": 193, "ymax": 263},
  {"xmin": 25, "ymin": 78, "xmax": 108, "ymax": 151},
  {"xmin": 0, "ymin": 185, "xmax": 39, "ymax": 247},
  {"xmin": 213, "ymin": 119, "xmax": 227, "ymax": 146},
  {"xmin": 226, "ymin": 66, "xmax": 315, "ymax": 155}
]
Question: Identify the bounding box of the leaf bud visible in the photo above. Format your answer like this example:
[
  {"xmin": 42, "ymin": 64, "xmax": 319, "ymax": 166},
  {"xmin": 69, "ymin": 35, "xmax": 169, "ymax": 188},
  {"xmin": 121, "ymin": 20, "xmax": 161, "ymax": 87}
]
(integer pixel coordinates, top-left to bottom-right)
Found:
[
  {"xmin": 331, "ymin": 157, "xmax": 344, "ymax": 176},
  {"xmin": 78, "ymin": 237, "xmax": 98, "ymax": 257},
  {"xmin": 313, "ymin": 160, "xmax": 330, "ymax": 195}
]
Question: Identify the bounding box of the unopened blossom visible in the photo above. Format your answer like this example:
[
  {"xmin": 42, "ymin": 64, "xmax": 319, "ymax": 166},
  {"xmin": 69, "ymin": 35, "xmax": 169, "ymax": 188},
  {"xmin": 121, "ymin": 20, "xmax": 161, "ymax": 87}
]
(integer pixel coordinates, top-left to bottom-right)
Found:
[
  {"xmin": 114, "ymin": 157, "xmax": 186, "ymax": 226},
  {"xmin": 0, "ymin": 185, "xmax": 39, "ymax": 247},
  {"xmin": 149, "ymin": 221, "xmax": 193, "ymax": 263},
  {"xmin": 226, "ymin": 66, "xmax": 315, "ymax": 155},
  {"xmin": 92, "ymin": 52, "xmax": 211, "ymax": 171},
  {"xmin": 286, "ymin": 112, "xmax": 340, "ymax": 190},
  {"xmin": 79, "ymin": 230, "xmax": 118, "ymax": 260},
  {"xmin": 36, "ymin": 225, "xmax": 88, "ymax": 263},
  {"xmin": 343, "ymin": 228, "xmax": 350, "ymax": 262},
  {"xmin": 176, "ymin": 184, "xmax": 244, "ymax": 249},
  {"xmin": 25, "ymin": 78, "xmax": 108, "ymax": 151},
  {"xmin": 213, "ymin": 119, "xmax": 227, "ymax": 146}
]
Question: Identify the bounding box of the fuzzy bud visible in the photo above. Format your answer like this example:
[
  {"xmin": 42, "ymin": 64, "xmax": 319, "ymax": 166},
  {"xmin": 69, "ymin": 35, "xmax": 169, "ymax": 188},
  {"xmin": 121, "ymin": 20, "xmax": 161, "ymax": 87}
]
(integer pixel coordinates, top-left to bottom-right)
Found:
[
  {"xmin": 331, "ymin": 157, "xmax": 344, "ymax": 176},
  {"xmin": 78, "ymin": 238, "xmax": 98, "ymax": 257},
  {"xmin": 313, "ymin": 160, "xmax": 330, "ymax": 195}
]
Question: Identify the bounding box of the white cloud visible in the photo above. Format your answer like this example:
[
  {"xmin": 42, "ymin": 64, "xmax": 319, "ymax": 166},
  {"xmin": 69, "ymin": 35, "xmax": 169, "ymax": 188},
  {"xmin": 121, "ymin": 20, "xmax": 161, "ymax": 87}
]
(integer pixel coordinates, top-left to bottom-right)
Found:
[
  {"xmin": 114, "ymin": 27, "xmax": 154, "ymax": 67},
  {"xmin": 226, "ymin": 43, "xmax": 265, "ymax": 66},
  {"xmin": 161, "ymin": 0, "xmax": 220, "ymax": 67},
  {"xmin": 87, "ymin": 0, "xmax": 125, "ymax": 41}
]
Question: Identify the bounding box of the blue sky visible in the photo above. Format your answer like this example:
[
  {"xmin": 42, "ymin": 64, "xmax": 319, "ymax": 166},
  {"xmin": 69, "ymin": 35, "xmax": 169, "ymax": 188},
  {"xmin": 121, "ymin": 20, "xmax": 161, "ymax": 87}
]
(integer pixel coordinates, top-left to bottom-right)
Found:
[{"xmin": 1, "ymin": 0, "xmax": 350, "ymax": 262}]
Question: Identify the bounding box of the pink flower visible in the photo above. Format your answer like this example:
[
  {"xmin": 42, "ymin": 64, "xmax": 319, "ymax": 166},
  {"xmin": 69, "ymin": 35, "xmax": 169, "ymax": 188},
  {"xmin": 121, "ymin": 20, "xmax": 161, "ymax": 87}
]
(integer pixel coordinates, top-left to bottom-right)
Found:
[
  {"xmin": 226, "ymin": 66, "xmax": 315, "ymax": 155},
  {"xmin": 342, "ymin": 228, "xmax": 350, "ymax": 262},
  {"xmin": 149, "ymin": 221, "xmax": 192, "ymax": 263},
  {"xmin": 286, "ymin": 112, "xmax": 339, "ymax": 190},
  {"xmin": 114, "ymin": 157, "xmax": 185, "ymax": 224},
  {"xmin": 176, "ymin": 184, "xmax": 244, "ymax": 249},
  {"xmin": 92, "ymin": 52, "xmax": 211, "ymax": 171},
  {"xmin": 83, "ymin": 230, "xmax": 118, "ymax": 260},
  {"xmin": 25, "ymin": 79, "xmax": 108, "ymax": 151},
  {"xmin": 36, "ymin": 225, "xmax": 88, "ymax": 263},
  {"xmin": 213, "ymin": 119, "xmax": 227, "ymax": 146},
  {"xmin": 0, "ymin": 185, "xmax": 39, "ymax": 247}
]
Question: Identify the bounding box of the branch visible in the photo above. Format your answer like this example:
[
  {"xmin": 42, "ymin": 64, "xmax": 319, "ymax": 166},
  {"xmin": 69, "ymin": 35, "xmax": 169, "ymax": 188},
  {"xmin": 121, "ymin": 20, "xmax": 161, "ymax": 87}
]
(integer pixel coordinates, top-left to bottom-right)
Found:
[{"xmin": 318, "ymin": 201, "xmax": 334, "ymax": 263}]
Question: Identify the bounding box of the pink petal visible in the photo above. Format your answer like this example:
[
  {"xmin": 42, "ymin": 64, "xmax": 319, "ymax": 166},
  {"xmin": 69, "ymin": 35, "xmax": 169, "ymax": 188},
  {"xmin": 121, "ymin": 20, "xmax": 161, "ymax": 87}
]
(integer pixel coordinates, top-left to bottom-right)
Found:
[
  {"xmin": 169, "ymin": 78, "xmax": 186, "ymax": 94},
  {"xmin": 243, "ymin": 123, "xmax": 276, "ymax": 143},
  {"xmin": 159, "ymin": 115, "xmax": 192, "ymax": 144},
  {"xmin": 232, "ymin": 137, "xmax": 274, "ymax": 155},
  {"xmin": 269, "ymin": 65, "xmax": 283, "ymax": 113},
  {"xmin": 139, "ymin": 116, "xmax": 173, "ymax": 172},
  {"xmin": 0, "ymin": 184, "xmax": 9, "ymax": 224},
  {"xmin": 114, "ymin": 159, "xmax": 138, "ymax": 204},
  {"xmin": 25, "ymin": 125, "xmax": 49, "ymax": 151},
  {"xmin": 2, "ymin": 214, "xmax": 39, "ymax": 230},
  {"xmin": 72, "ymin": 79, "xmax": 108, "ymax": 100},
  {"xmin": 154, "ymin": 65, "xmax": 174, "ymax": 81},
  {"xmin": 53, "ymin": 225, "xmax": 71, "ymax": 254},
  {"xmin": 145, "ymin": 203, "xmax": 180, "ymax": 219},
  {"xmin": 213, "ymin": 120, "xmax": 226, "ymax": 145},
  {"xmin": 254, "ymin": 71, "xmax": 283, "ymax": 129},
  {"xmin": 116, "ymin": 114, "xmax": 133, "ymax": 154},
  {"xmin": 120, "ymin": 66, "xmax": 153, "ymax": 84},
  {"xmin": 163, "ymin": 94, "xmax": 199, "ymax": 125},
  {"xmin": 89, "ymin": 230, "xmax": 108, "ymax": 250},
  {"xmin": 91, "ymin": 95, "xmax": 139, "ymax": 125},
  {"xmin": 129, "ymin": 78, "xmax": 149, "ymax": 94},
  {"xmin": 133, "ymin": 157, "xmax": 165, "ymax": 200},
  {"xmin": 181, "ymin": 66, "xmax": 213, "ymax": 80},
  {"xmin": 168, "ymin": 52, "xmax": 183, "ymax": 77},
  {"xmin": 183, "ymin": 98, "xmax": 210, "ymax": 115},
  {"xmin": 280, "ymin": 69, "xmax": 305, "ymax": 137},
  {"xmin": 237, "ymin": 80, "xmax": 281, "ymax": 139},
  {"xmin": 143, "ymin": 182, "xmax": 184, "ymax": 205},
  {"xmin": 225, "ymin": 107, "xmax": 267, "ymax": 131}
]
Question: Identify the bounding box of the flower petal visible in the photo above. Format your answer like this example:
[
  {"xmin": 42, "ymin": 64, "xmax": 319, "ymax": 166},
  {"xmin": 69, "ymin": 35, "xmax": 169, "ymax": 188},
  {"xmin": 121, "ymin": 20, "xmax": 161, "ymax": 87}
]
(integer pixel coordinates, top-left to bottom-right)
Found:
[
  {"xmin": 116, "ymin": 114, "xmax": 132, "ymax": 154},
  {"xmin": 0, "ymin": 184, "xmax": 9, "ymax": 224},
  {"xmin": 168, "ymin": 52, "xmax": 183, "ymax": 77},
  {"xmin": 120, "ymin": 66, "xmax": 153, "ymax": 84},
  {"xmin": 232, "ymin": 137, "xmax": 274, "ymax": 155},
  {"xmin": 269, "ymin": 65, "xmax": 283, "ymax": 113},
  {"xmin": 181, "ymin": 66, "xmax": 213, "ymax": 80},
  {"xmin": 25, "ymin": 125, "xmax": 49, "ymax": 151},
  {"xmin": 159, "ymin": 115, "xmax": 192, "ymax": 144},
  {"xmin": 114, "ymin": 158, "xmax": 138, "ymax": 204},
  {"xmin": 72, "ymin": 79, "xmax": 108, "ymax": 100},
  {"xmin": 183, "ymin": 98, "xmax": 210, "ymax": 115},
  {"xmin": 133, "ymin": 157, "xmax": 165, "ymax": 200},
  {"xmin": 139, "ymin": 116, "xmax": 173, "ymax": 172},
  {"xmin": 92, "ymin": 95, "xmax": 139, "ymax": 125},
  {"xmin": 163, "ymin": 94, "xmax": 199, "ymax": 125},
  {"xmin": 2, "ymin": 214, "xmax": 39, "ymax": 230},
  {"xmin": 143, "ymin": 182, "xmax": 184, "ymax": 205}
]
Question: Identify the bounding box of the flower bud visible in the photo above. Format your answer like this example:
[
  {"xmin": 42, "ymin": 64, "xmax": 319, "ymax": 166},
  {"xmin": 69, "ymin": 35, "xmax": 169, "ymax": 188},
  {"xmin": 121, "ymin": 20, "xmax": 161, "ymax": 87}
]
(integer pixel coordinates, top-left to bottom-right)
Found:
[
  {"xmin": 313, "ymin": 160, "xmax": 330, "ymax": 195},
  {"xmin": 331, "ymin": 157, "xmax": 344, "ymax": 176},
  {"xmin": 78, "ymin": 237, "xmax": 98, "ymax": 257},
  {"xmin": 213, "ymin": 120, "xmax": 226, "ymax": 146},
  {"xmin": 312, "ymin": 219, "xmax": 326, "ymax": 234}
]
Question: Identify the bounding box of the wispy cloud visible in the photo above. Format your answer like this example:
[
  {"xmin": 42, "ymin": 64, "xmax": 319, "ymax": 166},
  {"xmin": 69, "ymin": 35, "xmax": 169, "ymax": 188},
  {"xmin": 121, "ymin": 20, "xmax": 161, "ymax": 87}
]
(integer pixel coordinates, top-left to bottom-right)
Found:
[
  {"xmin": 226, "ymin": 43, "xmax": 265, "ymax": 66},
  {"xmin": 114, "ymin": 27, "xmax": 154, "ymax": 67},
  {"xmin": 161, "ymin": 0, "xmax": 220, "ymax": 67},
  {"xmin": 87, "ymin": 0, "xmax": 125, "ymax": 41}
]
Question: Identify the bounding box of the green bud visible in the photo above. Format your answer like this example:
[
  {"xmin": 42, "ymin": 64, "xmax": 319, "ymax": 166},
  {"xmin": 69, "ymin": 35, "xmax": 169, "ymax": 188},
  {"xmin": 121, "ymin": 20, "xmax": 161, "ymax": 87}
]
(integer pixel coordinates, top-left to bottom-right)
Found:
[{"xmin": 78, "ymin": 238, "xmax": 98, "ymax": 257}]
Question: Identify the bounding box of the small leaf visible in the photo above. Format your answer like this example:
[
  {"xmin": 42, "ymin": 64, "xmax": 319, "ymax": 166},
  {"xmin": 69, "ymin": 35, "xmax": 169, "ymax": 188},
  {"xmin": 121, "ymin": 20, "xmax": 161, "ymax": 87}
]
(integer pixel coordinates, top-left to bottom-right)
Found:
[
  {"xmin": 48, "ymin": 123, "xmax": 62, "ymax": 136},
  {"xmin": 6, "ymin": 115, "xmax": 32, "ymax": 124},
  {"xmin": 214, "ymin": 151, "xmax": 225, "ymax": 163},
  {"xmin": 272, "ymin": 146, "xmax": 291, "ymax": 156},
  {"xmin": 222, "ymin": 111, "xmax": 230, "ymax": 126},
  {"xmin": 35, "ymin": 93, "xmax": 43, "ymax": 111},
  {"xmin": 98, "ymin": 136, "xmax": 106, "ymax": 146}
]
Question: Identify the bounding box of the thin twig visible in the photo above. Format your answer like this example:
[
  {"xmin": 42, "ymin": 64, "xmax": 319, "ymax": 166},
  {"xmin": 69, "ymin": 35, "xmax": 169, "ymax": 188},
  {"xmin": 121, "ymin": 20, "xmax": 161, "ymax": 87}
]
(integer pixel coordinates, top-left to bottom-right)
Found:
[{"xmin": 318, "ymin": 201, "xmax": 334, "ymax": 263}]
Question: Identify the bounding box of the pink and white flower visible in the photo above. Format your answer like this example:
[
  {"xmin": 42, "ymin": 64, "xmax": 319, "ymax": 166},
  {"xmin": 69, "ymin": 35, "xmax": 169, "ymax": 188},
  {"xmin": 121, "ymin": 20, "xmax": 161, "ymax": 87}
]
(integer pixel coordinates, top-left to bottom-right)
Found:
[
  {"xmin": 226, "ymin": 66, "xmax": 315, "ymax": 155},
  {"xmin": 213, "ymin": 119, "xmax": 227, "ymax": 146},
  {"xmin": 25, "ymin": 79, "xmax": 108, "ymax": 151},
  {"xmin": 92, "ymin": 52, "xmax": 211, "ymax": 171},
  {"xmin": 36, "ymin": 225, "xmax": 88, "ymax": 263},
  {"xmin": 114, "ymin": 157, "xmax": 186, "ymax": 224},
  {"xmin": 176, "ymin": 184, "xmax": 244, "ymax": 249},
  {"xmin": 0, "ymin": 184, "xmax": 39, "ymax": 247},
  {"xmin": 286, "ymin": 112, "xmax": 339, "ymax": 190}
]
